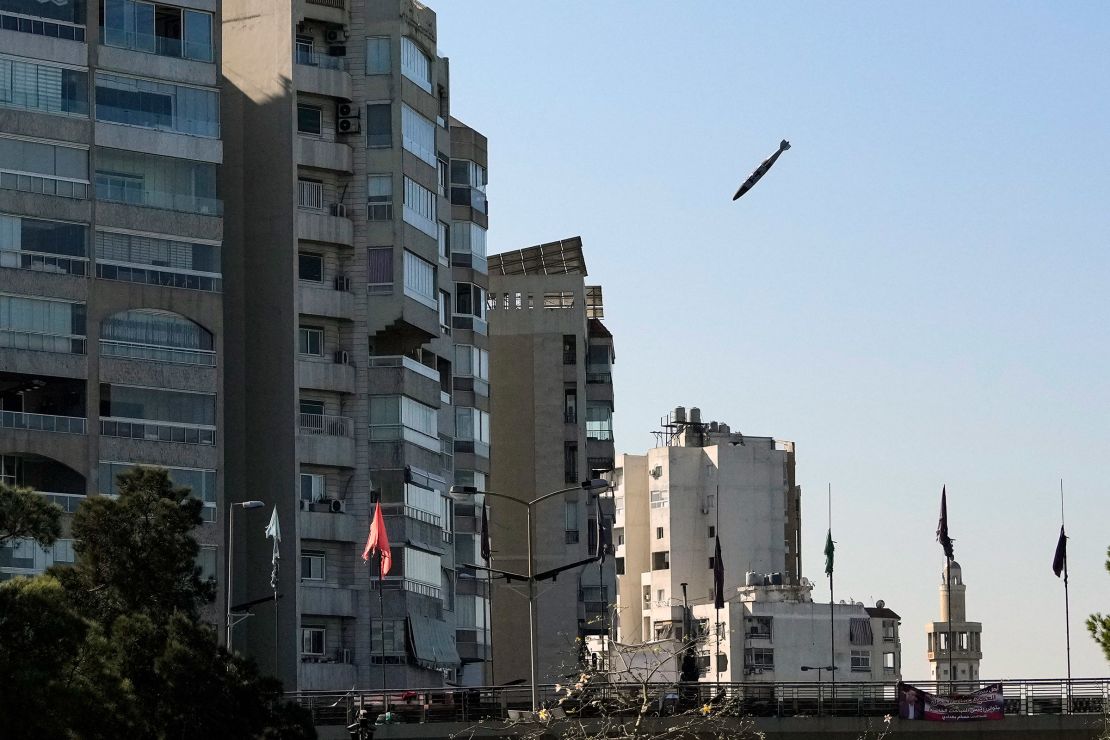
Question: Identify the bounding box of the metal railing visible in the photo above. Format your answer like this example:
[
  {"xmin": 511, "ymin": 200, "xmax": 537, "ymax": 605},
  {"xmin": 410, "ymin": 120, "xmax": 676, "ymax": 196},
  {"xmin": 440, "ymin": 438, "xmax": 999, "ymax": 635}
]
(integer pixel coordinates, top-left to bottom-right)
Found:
[
  {"xmin": 307, "ymin": 0, "xmax": 345, "ymax": 6},
  {"xmin": 0, "ymin": 250, "xmax": 87, "ymax": 276},
  {"xmin": 96, "ymin": 262, "xmax": 222, "ymax": 292},
  {"xmin": 0, "ymin": 329, "xmax": 86, "ymax": 354},
  {"xmin": 94, "ymin": 180, "xmax": 222, "ymax": 216},
  {"xmin": 0, "ymin": 410, "xmax": 86, "ymax": 434},
  {"xmin": 100, "ymin": 419, "xmax": 215, "ymax": 445},
  {"xmin": 287, "ymin": 678, "xmax": 1110, "ymax": 726},
  {"xmin": 367, "ymin": 355, "xmax": 440, "ymax": 382},
  {"xmin": 0, "ymin": 170, "xmax": 87, "ymax": 199},
  {"xmin": 100, "ymin": 340, "xmax": 216, "ymax": 367},
  {"xmin": 298, "ymin": 413, "xmax": 353, "ymax": 437},
  {"xmin": 295, "ymin": 46, "xmax": 346, "ymax": 71},
  {"xmin": 38, "ymin": 491, "xmax": 86, "ymax": 514},
  {"xmin": 298, "ymin": 180, "xmax": 324, "ymax": 210}
]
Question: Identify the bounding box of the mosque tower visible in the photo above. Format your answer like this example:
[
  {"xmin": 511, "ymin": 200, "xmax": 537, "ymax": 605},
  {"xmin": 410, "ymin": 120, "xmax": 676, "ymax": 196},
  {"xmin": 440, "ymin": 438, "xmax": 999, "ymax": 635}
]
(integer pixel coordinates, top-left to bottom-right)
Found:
[{"xmin": 926, "ymin": 561, "xmax": 983, "ymax": 690}]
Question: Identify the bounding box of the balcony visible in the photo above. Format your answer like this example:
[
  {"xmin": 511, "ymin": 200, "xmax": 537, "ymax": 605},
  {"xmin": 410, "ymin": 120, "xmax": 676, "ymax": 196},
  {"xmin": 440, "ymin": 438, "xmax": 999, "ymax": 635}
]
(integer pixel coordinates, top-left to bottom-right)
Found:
[
  {"xmin": 294, "ymin": 50, "xmax": 351, "ymax": 99},
  {"xmin": 297, "ymin": 207, "xmax": 353, "ymax": 247},
  {"xmin": 298, "ymin": 358, "xmax": 355, "ymax": 394},
  {"xmin": 99, "ymin": 419, "xmax": 215, "ymax": 445},
  {"xmin": 297, "ymin": 412, "xmax": 355, "ymax": 468},
  {"xmin": 0, "ymin": 250, "xmax": 87, "ymax": 277},
  {"xmin": 100, "ymin": 340, "xmax": 216, "ymax": 367},
  {"xmin": 300, "ymin": 584, "xmax": 356, "ymax": 617},
  {"xmin": 297, "ymin": 137, "xmax": 353, "ymax": 173},
  {"xmin": 94, "ymin": 180, "xmax": 222, "ymax": 217},
  {"xmin": 0, "ymin": 373, "xmax": 86, "ymax": 436},
  {"xmin": 299, "ymin": 281, "xmax": 354, "ymax": 320},
  {"xmin": 366, "ymin": 355, "xmax": 441, "ymax": 407},
  {"xmin": 300, "ymin": 508, "xmax": 361, "ymax": 542}
]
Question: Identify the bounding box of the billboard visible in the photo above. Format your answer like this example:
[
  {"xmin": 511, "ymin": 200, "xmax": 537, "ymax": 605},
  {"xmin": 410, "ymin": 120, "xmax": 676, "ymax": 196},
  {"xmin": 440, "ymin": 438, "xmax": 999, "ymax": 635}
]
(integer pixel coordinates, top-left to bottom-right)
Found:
[{"xmin": 897, "ymin": 682, "xmax": 1004, "ymax": 721}]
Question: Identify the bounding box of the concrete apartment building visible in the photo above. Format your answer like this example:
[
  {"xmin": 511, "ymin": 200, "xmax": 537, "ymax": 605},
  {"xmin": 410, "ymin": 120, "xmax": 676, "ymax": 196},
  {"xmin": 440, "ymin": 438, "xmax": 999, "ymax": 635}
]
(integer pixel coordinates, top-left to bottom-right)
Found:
[
  {"xmin": 689, "ymin": 582, "xmax": 902, "ymax": 686},
  {"xmin": 0, "ymin": 0, "xmax": 225, "ymax": 614},
  {"xmin": 222, "ymin": 0, "xmax": 489, "ymax": 691},
  {"xmin": 611, "ymin": 409, "xmax": 801, "ymax": 646},
  {"xmin": 487, "ymin": 238, "xmax": 616, "ymax": 685},
  {"xmin": 926, "ymin": 560, "xmax": 982, "ymax": 689}
]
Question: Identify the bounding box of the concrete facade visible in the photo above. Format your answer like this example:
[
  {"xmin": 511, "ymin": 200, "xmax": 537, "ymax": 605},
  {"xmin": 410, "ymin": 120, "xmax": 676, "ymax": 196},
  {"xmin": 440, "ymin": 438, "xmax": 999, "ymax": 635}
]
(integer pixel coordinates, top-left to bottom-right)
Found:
[
  {"xmin": 0, "ymin": 0, "xmax": 226, "ymax": 627},
  {"xmin": 487, "ymin": 238, "xmax": 617, "ymax": 685},
  {"xmin": 222, "ymin": 0, "xmax": 491, "ymax": 691},
  {"xmin": 927, "ymin": 560, "xmax": 983, "ymax": 689},
  {"xmin": 612, "ymin": 412, "xmax": 801, "ymax": 646}
]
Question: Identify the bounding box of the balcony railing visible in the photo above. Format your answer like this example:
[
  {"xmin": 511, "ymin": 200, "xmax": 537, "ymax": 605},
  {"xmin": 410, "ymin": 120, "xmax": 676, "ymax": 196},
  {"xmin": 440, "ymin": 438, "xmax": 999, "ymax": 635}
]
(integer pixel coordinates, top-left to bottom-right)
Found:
[
  {"xmin": 367, "ymin": 355, "xmax": 440, "ymax": 382},
  {"xmin": 101, "ymin": 29, "xmax": 214, "ymax": 63},
  {"xmin": 307, "ymin": 0, "xmax": 345, "ymax": 6},
  {"xmin": 0, "ymin": 411, "xmax": 86, "ymax": 434},
  {"xmin": 0, "ymin": 250, "xmax": 88, "ymax": 276},
  {"xmin": 38, "ymin": 492, "xmax": 86, "ymax": 514},
  {"xmin": 99, "ymin": 419, "xmax": 215, "ymax": 445},
  {"xmin": 295, "ymin": 46, "xmax": 346, "ymax": 71},
  {"xmin": 298, "ymin": 180, "xmax": 324, "ymax": 210},
  {"xmin": 94, "ymin": 180, "xmax": 222, "ymax": 216},
  {"xmin": 0, "ymin": 11, "xmax": 85, "ymax": 42},
  {"xmin": 0, "ymin": 170, "xmax": 87, "ymax": 199},
  {"xmin": 101, "ymin": 340, "xmax": 216, "ymax": 367},
  {"xmin": 298, "ymin": 413, "xmax": 353, "ymax": 437},
  {"xmin": 95, "ymin": 262, "xmax": 222, "ymax": 292},
  {"xmin": 0, "ymin": 329, "xmax": 86, "ymax": 355},
  {"xmin": 368, "ymin": 424, "xmax": 440, "ymax": 453}
]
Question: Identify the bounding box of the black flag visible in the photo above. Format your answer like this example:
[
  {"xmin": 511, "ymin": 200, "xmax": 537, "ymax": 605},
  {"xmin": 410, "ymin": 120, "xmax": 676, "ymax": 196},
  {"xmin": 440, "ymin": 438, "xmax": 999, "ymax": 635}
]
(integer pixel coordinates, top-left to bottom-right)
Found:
[
  {"xmin": 1052, "ymin": 525, "xmax": 1067, "ymax": 578},
  {"xmin": 936, "ymin": 486, "xmax": 954, "ymax": 560},
  {"xmin": 713, "ymin": 535, "xmax": 725, "ymax": 610},
  {"xmin": 732, "ymin": 139, "xmax": 791, "ymax": 201},
  {"xmin": 593, "ymin": 497, "xmax": 612, "ymax": 563},
  {"xmin": 480, "ymin": 504, "xmax": 491, "ymax": 562}
]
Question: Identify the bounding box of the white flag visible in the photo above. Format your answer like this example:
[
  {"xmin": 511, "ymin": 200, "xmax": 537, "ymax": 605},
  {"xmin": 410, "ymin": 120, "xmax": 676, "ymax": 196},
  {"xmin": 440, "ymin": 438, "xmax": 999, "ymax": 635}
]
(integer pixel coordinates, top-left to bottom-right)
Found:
[{"xmin": 265, "ymin": 507, "xmax": 281, "ymax": 591}]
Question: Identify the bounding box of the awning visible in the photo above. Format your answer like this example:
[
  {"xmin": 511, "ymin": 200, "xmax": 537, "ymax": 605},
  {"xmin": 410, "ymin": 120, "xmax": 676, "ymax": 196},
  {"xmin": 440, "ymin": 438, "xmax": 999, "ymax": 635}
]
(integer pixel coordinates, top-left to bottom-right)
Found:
[
  {"xmin": 849, "ymin": 617, "xmax": 874, "ymax": 645},
  {"xmin": 408, "ymin": 615, "xmax": 461, "ymax": 669}
]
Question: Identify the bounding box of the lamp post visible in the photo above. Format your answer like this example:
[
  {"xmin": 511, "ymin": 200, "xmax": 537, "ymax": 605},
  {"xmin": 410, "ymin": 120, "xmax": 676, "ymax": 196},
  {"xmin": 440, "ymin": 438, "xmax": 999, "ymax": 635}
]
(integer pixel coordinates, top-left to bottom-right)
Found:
[
  {"xmin": 449, "ymin": 479, "xmax": 610, "ymax": 713},
  {"xmin": 801, "ymin": 665, "xmax": 837, "ymax": 715},
  {"xmin": 226, "ymin": 500, "xmax": 265, "ymax": 651}
]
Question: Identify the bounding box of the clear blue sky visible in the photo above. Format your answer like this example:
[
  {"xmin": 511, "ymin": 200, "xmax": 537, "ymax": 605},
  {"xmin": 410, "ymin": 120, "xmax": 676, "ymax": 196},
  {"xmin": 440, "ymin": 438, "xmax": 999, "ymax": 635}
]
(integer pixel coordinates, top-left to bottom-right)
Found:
[{"xmin": 434, "ymin": 1, "xmax": 1110, "ymax": 680}]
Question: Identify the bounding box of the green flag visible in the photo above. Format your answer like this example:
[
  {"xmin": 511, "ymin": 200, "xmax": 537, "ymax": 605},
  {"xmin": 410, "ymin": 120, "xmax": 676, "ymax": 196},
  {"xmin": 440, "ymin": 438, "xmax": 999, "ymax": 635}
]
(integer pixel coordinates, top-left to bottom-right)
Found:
[{"xmin": 824, "ymin": 529, "xmax": 834, "ymax": 577}]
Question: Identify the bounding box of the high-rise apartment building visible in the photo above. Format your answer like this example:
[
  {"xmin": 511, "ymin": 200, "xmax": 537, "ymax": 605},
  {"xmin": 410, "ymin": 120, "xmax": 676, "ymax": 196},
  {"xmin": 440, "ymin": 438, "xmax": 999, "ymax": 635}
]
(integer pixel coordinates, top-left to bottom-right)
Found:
[
  {"xmin": 0, "ymin": 0, "xmax": 225, "ymax": 616},
  {"xmin": 487, "ymin": 238, "xmax": 616, "ymax": 685},
  {"xmin": 223, "ymin": 0, "xmax": 489, "ymax": 691},
  {"xmin": 611, "ymin": 409, "xmax": 801, "ymax": 645}
]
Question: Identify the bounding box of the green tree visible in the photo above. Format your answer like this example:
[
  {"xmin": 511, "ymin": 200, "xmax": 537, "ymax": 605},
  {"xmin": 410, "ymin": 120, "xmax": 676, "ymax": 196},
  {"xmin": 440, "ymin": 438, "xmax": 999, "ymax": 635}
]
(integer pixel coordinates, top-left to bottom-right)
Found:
[
  {"xmin": 1088, "ymin": 546, "xmax": 1110, "ymax": 662},
  {"xmin": 0, "ymin": 481, "xmax": 62, "ymax": 546}
]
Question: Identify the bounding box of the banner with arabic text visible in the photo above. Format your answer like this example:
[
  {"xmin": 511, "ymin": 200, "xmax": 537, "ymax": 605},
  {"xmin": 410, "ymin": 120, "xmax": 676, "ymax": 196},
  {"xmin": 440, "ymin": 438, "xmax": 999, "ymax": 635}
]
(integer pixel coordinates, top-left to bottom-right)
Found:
[{"xmin": 897, "ymin": 682, "xmax": 1004, "ymax": 721}]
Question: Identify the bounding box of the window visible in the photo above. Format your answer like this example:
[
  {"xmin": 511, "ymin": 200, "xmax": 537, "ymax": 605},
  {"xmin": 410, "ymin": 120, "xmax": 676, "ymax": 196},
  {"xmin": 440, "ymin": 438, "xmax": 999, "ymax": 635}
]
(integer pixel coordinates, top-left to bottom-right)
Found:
[
  {"xmin": 563, "ymin": 388, "xmax": 577, "ymax": 423},
  {"xmin": 708, "ymin": 526, "xmax": 716, "ymax": 538},
  {"xmin": 299, "ymin": 399, "xmax": 324, "ymax": 417},
  {"xmin": 744, "ymin": 648, "xmax": 774, "ymax": 669},
  {"xmin": 401, "ymin": 103, "xmax": 436, "ymax": 166},
  {"xmin": 649, "ymin": 490, "xmax": 669, "ymax": 509},
  {"xmin": 372, "ymin": 618, "xmax": 406, "ymax": 654},
  {"xmin": 96, "ymin": 74, "xmax": 219, "ymax": 137},
  {"xmin": 402, "ymin": 250, "xmax": 436, "ymax": 308},
  {"xmin": 402, "ymin": 176, "xmax": 436, "ymax": 237},
  {"xmin": 300, "ymin": 473, "xmax": 324, "ymax": 503},
  {"xmin": 454, "ymin": 345, "xmax": 489, "ymax": 381},
  {"xmin": 882, "ymin": 619, "xmax": 897, "ymax": 641},
  {"xmin": 449, "ymin": 221, "xmax": 487, "ymax": 271},
  {"xmin": 656, "ymin": 589, "xmax": 665, "ymax": 603},
  {"xmin": 369, "ymin": 395, "xmax": 439, "ymax": 452},
  {"xmin": 0, "ymin": 135, "xmax": 88, "ymax": 199},
  {"xmin": 562, "ymin": 334, "xmax": 576, "ymax": 364},
  {"xmin": 438, "ymin": 290, "xmax": 450, "ymax": 334},
  {"xmin": 301, "ymin": 550, "xmax": 325, "ymax": 581},
  {"xmin": 400, "ymin": 36, "xmax": 432, "ymax": 93},
  {"xmin": 564, "ymin": 443, "xmax": 578, "ymax": 484},
  {"xmin": 100, "ymin": 309, "xmax": 214, "ymax": 365},
  {"xmin": 437, "ymin": 221, "xmax": 448, "ymax": 263},
  {"xmin": 365, "ymin": 37, "xmax": 390, "ymax": 75},
  {"xmin": 101, "ymin": 1, "xmax": 215, "ymax": 63},
  {"xmin": 883, "ymin": 652, "xmax": 896, "ymax": 674},
  {"xmin": 450, "ymin": 158, "xmax": 487, "ymax": 212},
  {"xmin": 454, "ymin": 283, "xmax": 486, "ymax": 320},
  {"xmin": 564, "ymin": 500, "xmax": 578, "ymax": 544},
  {"xmin": 196, "ymin": 545, "xmax": 216, "ymax": 580},
  {"xmin": 301, "ymin": 625, "xmax": 325, "ymax": 656},
  {"xmin": 0, "ymin": 293, "xmax": 86, "ymax": 354},
  {"xmin": 651, "ymin": 551, "xmax": 670, "ymax": 571},
  {"xmin": 367, "ymin": 247, "xmax": 392, "ymax": 294},
  {"xmin": 95, "ymin": 230, "xmax": 220, "ymax": 291},
  {"xmin": 454, "ymin": 406, "xmax": 490, "ymax": 455},
  {"xmin": 95, "ymin": 147, "xmax": 218, "ymax": 214},
  {"xmin": 851, "ymin": 650, "xmax": 871, "ymax": 672},
  {"xmin": 298, "ymin": 326, "xmax": 323, "ymax": 356},
  {"xmin": 655, "ymin": 527, "xmax": 664, "ymax": 540},
  {"xmin": 744, "ymin": 616, "xmax": 773, "ymax": 640},
  {"xmin": 403, "ymin": 546, "xmax": 441, "ymax": 587},
  {"xmin": 0, "ymin": 56, "xmax": 88, "ymax": 116},
  {"xmin": 99, "ymin": 462, "xmax": 216, "ymax": 521},
  {"xmin": 586, "ymin": 402, "xmax": 613, "ymax": 441},
  {"xmin": 366, "ymin": 102, "xmax": 390, "ymax": 147},
  {"xmin": 642, "ymin": 585, "xmax": 650, "ymax": 605},
  {"xmin": 0, "ymin": 0, "xmax": 86, "ymax": 37},
  {"xmin": 615, "ymin": 557, "xmax": 624, "ymax": 575},
  {"xmin": 98, "ymin": 385, "xmax": 216, "ymax": 444},
  {"xmin": 366, "ymin": 174, "xmax": 392, "ymax": 220},
  {"xmin": 0, "ymin": 215, "xmax": 87, "ymax": 271},
  {"xmin": 708, "ymin": 557, "xmax": 715, "ymax": 570},
  {"xmin": 298, "ymin": 252, "xmax": 323, "ymax": 282},
  {"xmin": 297, "ymin": 103, "xmax": 322, "ymax": 135}
]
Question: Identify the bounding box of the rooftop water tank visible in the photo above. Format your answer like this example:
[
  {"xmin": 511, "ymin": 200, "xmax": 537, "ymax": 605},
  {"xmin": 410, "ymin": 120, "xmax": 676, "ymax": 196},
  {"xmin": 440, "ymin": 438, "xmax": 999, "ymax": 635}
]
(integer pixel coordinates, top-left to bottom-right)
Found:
[
  {"xmin": 690, "ymin": 407, "xmax": 701, "ymax": 423},
  {"xmin": 673, "ymin": 406, "xmax": 686, "ymax": 423},
  {"xmin": 745, "ymin": 571, "xmax": 760, "ymax": 586}
]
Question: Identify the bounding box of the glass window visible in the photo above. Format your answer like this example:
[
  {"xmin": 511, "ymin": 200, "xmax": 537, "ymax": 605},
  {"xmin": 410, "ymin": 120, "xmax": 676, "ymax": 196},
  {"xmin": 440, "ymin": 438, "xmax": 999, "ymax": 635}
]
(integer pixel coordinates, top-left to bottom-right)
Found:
[
  {"xmin": 366, "ymin": 247, "xmax": 392, "ymax": 293},
  {"xmin": 454, "ymin": 283, "xmax": 486, "ymax": 319},
  {"xmin": 301, "ymin": 626, "xmax": 325, "ymax": 655},
  {"xmin": 402, "ymin": 176, "xmax": 436, "ymax": 237},
  {"xmin": 301, "ymin": 550, "xmax": 325, "ymax": 580},
  {"xmin": 94, "ymin": 230, "xmax": 220, "ymax": 291},
  {"xmin": 450, "ymin": 222, "xmax": 486, "ymax": 258},
  {"xmin": 300, "ymin": 473, "xmax": 324, "ymax": 502},
  {"xmin": 0, "ymin": 57, "xmax": 88, "ymax": 116},
  {"xmin": 402, "ymin": 250, "xmax": 435, "ymax": 307},
  {"xmin": 298, "ymin": 252, "xmax": 323, "ymax": 282},
  {"xmin": 401, "ymin": 103, "xmax": 435, "ymax": 166},
  {"xmin": 298, "ymin": 326, "xmax": 323, "ymax": 356},
  {"xmin": 0, "ymin": 293, "xmax": 85, "ymax": 353},
  {"xmin": 366, "ymin": 102, "xmax": 390, "ymax": 147},
  {"xmin": 400, "ymin": 37, "xmax": 432, "ymax": 93},
  {"xmin": 100, "ymin": 309, "xmax": 213, "ymax": 366},
  {"xmin": 96, "ymin": 74, "xmax": 219, "ymax": 138},
  {"xmin": 0, "ymin": 214, "xmax": 86, "ymax": 258},
  {"xmin": 99, "ymin": 384, "xmax": 215, "ymax": 426},
  {"xmin": 454, "ymin": 406, "xmax": 489, "ymax": 444},
  {"xmin": 586, "ymin": 402, "xmax": 613, "ymax": 441},
  {"xmin": 2, "ymin": 0, "xmax": 86, "ymax": 24},
  {"xmin": 365, "ymin": 36, "xmax": 390, "ymax": 75},
  {"xmin": 99, "ymin": 461, "xmax": 216, "ymax": 521},
  {"xmin": 94, "ymin": 147, "xmax": 219, "ymax": 215},
  {"xmin": 183, "ymin": 9, "xmax": 214, "ymax": 63},
  {"xmin": 297, "ymin": 104, "xmax": 322, "ymax": 135},
  {"xmin": 851, "ymin": 650, "xmax": 871, "ymax": 672},
  {"xmin": 372, "ymin": 619, "xmax": 406, "ymax": 654},
  {"xmin": 366, "ymin": 174, "xmax": 392, "ymax": 220},
  {"xmin": 101, "ymin": 1, "xmax": 213, "ymax": 62},
  {"xmin": 403, "ymin": 547, "xmax": 441, "ymax": 586}
]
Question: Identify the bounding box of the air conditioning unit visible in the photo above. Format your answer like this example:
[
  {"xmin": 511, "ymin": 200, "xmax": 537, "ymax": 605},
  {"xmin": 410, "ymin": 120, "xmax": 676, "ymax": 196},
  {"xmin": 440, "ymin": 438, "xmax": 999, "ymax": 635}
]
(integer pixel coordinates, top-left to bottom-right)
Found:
[
  {"xmin": 337, "ymin": 102, "xmax": 360, "ymax": 134},
  {"xmin": 329, "ymin": 498, "xmax": 345, "ymax": 514},
  {"xmin": 325, "ymin": 27, "xmax": 348, "ymax": 44},
  {"xmin": 334, "ymin": 350, "xmax": 350, "ymax": 365},
  {"xmin": 334, "ymin": 275, "xmax": 351, "ymax": 291},
  {"xmin": 329, "ymin": 202, "xmax": 347, "ymax": 217},
  {"xmin": 650, "ymin": 466, "xmax": 663, "ymax": 479}
]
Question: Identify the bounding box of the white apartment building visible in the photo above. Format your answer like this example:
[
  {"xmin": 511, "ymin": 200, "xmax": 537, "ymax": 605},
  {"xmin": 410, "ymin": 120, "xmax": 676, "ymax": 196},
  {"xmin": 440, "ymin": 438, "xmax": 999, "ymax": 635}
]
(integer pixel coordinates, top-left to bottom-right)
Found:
[{"xmin": 612, "ymin": 407, "xmax": 801, "ymax": 646}]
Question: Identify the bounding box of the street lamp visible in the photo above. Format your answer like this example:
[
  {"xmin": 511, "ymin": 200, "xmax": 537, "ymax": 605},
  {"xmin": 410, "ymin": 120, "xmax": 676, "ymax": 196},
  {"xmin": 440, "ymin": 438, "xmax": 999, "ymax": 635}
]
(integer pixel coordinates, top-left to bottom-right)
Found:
[
  {"xmin": 449, "ymin": 479, "xmax": 610, "ymax": 712},
  {"xmin": 226, "ymin": 500, "xmax": 265, "ymax": 651},
  {"xmin": 801, "ymin": 665, "xmax": 838, "ymax": 713}
]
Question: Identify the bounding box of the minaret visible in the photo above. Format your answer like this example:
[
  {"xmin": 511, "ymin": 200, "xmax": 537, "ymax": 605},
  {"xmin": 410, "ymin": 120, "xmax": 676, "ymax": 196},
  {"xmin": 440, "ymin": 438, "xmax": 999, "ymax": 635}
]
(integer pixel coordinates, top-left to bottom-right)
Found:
[{"xmin": 926, "ymin": 561, "xmax": 983, "ymax": 690}]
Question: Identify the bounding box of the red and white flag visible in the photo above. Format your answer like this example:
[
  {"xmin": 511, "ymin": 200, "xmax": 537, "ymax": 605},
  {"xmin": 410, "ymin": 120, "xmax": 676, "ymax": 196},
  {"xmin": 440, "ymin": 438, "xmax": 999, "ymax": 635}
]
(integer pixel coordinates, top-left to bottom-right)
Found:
[{"xmin": 362, "ymin": 502, "xmax": 392, "ymax": 576}]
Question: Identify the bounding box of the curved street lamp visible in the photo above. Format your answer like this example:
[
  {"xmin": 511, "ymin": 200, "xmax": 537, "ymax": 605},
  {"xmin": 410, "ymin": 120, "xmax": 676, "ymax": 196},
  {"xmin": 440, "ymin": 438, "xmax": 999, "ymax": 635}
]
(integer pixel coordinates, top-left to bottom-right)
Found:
[{"xmin": 226, "ymin": 500, "xmax": 265, "ymax": 651}]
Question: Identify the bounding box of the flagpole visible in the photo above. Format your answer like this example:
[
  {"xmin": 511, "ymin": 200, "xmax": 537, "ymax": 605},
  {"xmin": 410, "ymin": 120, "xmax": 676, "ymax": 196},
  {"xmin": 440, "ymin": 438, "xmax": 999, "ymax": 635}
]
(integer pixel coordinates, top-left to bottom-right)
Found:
[
  {"xmin": 828, "ymin": 485, "xmax": 835, "ymax": 706},
  {"xmin": 714, "ymin": 480, "xmax": 721, "ymax": 701},
  {"xmin": 946, "ymin": 553, "xmax": 953, "ymax": 694},
  {"xmin": 1061, "ymin": 479, "xmax": 1072, "ymax": 708},
  {"xmin": 379, "ymin": 548, "xmax": 387, "ymax": 712}
]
